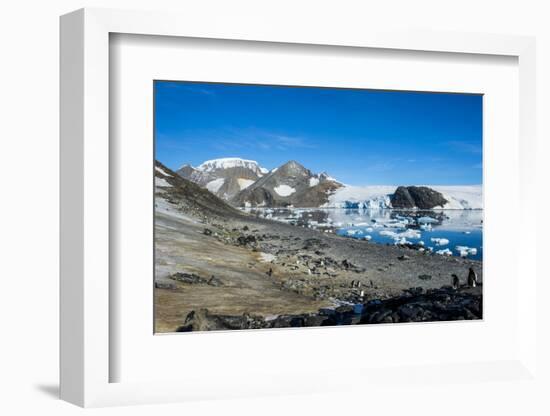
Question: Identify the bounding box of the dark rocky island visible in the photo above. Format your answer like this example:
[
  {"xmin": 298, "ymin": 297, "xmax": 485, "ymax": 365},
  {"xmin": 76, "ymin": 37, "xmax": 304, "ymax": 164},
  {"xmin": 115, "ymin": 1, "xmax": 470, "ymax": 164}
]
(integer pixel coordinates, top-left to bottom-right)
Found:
[{"xmin": 390, "ymin": 186, "xmax": 448, "ymax": 209}]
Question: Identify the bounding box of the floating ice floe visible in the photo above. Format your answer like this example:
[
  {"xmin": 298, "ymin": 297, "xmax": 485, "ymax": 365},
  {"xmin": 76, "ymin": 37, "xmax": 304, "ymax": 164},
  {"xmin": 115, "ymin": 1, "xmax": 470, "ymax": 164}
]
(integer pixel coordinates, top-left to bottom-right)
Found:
[
  {"xmin": 346, "ymin": 229, "xmax": 361, "ymax": 236},
  {"xmin": 363, "ymin": 235, "xmax": 372, "ymax": 241},
  {"xmin": 417, "ymin": 216, "xmax": 439, "ymax": 224},
  {"xmin": 435, "ymin": 248, "xmax": 453, "ymax": 256},
  {"xmin": 430, "ymin": 237, "xmax": 449, "ymax": 246},
  {"xmin": 394, "ymin": 237, "xmax": 412, "ymax": 245},
  {"xmin": 380, "ymin": 229, "xmax": 421, "ymax": 239},
  {"xmin": 455, "ymin": 246, "xmax": 478, "ymax": 257}
]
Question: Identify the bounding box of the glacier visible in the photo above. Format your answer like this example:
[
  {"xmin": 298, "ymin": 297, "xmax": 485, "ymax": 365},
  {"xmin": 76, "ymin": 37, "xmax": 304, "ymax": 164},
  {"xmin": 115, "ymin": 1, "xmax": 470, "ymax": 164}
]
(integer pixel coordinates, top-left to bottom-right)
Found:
[{"xmin": 325, "ymin": 184, "xmax": 482, "ymax": 210}]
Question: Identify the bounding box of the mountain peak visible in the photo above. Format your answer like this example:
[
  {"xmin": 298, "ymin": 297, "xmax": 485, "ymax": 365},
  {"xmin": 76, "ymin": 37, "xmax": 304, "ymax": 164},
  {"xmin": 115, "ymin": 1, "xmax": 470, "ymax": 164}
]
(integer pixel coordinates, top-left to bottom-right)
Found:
[
  {"xmin": 280, "ymin": 160, "xmax": 304, "ymax": 169},
  {"xmin": 276, "ymin": 160, "xmax": 309, "ymax": 176},
  {"xmin": 177, "ymin": 164, "xmax": 197, "ymax": 179},
  {"xmin": 176, "ymin": 157, "xmax": 269, "ymax": 200}
]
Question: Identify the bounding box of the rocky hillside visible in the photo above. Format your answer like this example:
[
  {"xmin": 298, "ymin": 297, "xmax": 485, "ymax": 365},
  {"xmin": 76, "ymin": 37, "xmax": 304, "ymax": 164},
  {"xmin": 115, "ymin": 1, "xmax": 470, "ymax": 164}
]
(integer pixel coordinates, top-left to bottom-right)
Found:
[
  {"xmin": 390, "ymin": 186, "xmax": 448, "ymax": 209},
  {"xmin": 156, "ymin": 161, "xmax": 245, "ymax": 220},
  {"xmin": 176, "ymin": 157, "xmax": 268, "ymax": 200},
  {"xmin": 230, "ymin": 160, "xmax": 342, "ymax": 208}
]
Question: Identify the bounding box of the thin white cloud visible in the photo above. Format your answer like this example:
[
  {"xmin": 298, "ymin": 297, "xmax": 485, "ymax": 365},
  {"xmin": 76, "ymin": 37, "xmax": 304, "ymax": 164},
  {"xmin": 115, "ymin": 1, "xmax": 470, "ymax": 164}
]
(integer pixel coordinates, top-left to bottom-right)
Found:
[{"xmin": 446, "ymin": 140, "xmax": 482, "ymax": 154}]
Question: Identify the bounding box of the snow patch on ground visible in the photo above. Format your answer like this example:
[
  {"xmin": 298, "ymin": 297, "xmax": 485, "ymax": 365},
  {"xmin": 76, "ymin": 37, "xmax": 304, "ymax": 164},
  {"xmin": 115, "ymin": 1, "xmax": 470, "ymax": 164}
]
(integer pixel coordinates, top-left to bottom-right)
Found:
[
  {"xmin": 155, "ymin": 166, "xmax": 173, "ymax": 177},
  {"xmin": 205, "ymin": 178, "xmax": 225, "ymax": 193},
  {"xmin": 237, "ymin": 178, "xmax": 255, "ymax": 190},
  {"xmin": 309, "ymin": 177, "xmax": 320, "ymax": 187},
  {"xmin": 155, "ymin": 177, "xmax": 172, "ymax": 187},
  {"xmin": 155, "ymin": 196, "xmax": 197, "ymax": 223},
  {"xmin": 274, "ymin": 184, "xmax": 296, "ymax": 197},
  {"xmin": 259, "ymin": 253, "xmax": 277, "ymax": 263}
]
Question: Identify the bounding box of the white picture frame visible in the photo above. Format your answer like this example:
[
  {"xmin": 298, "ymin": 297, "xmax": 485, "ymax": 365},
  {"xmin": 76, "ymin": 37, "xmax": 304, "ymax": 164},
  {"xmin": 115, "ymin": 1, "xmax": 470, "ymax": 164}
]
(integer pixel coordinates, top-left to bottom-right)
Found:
[{"xmin": 60, "ymin": 7, "xmax": 538, "ymax": 408}]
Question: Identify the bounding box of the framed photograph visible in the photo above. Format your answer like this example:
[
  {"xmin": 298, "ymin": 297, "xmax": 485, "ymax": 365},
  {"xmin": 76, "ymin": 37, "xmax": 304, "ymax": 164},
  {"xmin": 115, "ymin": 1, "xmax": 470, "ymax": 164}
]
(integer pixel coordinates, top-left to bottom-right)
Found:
[{"xmin": 60, "ymin": 8, "xmax": 538, "ymax": 407}]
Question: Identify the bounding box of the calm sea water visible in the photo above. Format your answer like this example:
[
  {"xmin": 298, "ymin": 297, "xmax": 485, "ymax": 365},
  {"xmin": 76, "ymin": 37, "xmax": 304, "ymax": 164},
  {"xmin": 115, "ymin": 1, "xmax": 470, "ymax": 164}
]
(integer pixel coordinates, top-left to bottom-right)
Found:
[{"xmin": 245, "ymin": 208, "xmax": 483, "ymax": 261}]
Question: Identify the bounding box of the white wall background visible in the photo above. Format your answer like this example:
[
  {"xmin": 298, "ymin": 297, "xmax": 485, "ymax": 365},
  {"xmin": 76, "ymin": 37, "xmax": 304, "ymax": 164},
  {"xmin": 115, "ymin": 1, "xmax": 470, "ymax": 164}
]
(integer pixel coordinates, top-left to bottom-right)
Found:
[{"xmin": 0, "ymin": 1, "xmax": 548, "ymax": 414}]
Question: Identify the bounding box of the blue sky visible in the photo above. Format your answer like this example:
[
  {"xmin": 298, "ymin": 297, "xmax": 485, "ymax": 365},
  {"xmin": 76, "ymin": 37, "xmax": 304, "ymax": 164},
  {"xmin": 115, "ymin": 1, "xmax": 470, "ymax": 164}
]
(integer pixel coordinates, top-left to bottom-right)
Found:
[{"xmin": 155, "ymin": 81, "xmax": 482, "ymax": 186}]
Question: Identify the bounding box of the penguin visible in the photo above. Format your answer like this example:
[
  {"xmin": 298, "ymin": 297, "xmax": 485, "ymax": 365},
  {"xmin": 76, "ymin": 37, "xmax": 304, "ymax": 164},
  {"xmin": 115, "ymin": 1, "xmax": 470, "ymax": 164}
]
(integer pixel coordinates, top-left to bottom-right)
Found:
[
  {"xmin": 451, "ymin": 274, "xmax": 460, "ymax": 290},
  {"xmin": 467, "ymin": 267, "xmax": 478, "ymax": 288}
]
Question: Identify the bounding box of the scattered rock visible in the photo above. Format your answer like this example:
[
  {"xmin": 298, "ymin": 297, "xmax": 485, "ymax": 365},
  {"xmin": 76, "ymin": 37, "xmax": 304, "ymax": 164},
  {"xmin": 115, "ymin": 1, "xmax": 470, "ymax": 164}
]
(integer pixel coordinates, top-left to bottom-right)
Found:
[
  {"xmin": 170, "ymin": 272, "xmax": 223, "ymax": 286},
  {"xmin": 155, "ymin": 280, "xmax": 177, "ymax": 290},
  {"xmin": 236, "ymin": 235, "xmax": 257, "ymax": 246},
  {"xmin": 170, "ymin": 272, "xmax": 207, "ymax": 284},
  {"xmin": 207, "ymin": 275, "xmax": 224, "ymax": 286}
]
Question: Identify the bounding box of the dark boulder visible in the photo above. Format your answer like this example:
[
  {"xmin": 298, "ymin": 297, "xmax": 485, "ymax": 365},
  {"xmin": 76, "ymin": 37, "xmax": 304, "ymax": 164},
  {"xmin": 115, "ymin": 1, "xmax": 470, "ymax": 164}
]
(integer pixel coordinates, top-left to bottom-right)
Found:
[
  {"xmin": 155, "ymin": 280, "xmax": 177, "ymax": 290},
  {"xmin": 176, "ymin": 309, "xmax": 268, "ymax": 332},
  {"xmin": 236, "ymin": 234, "xmax": 257, "ymax": 246},
  {"xmin": 170, "ymin": 272, "xmax": 208, "ymax": 284}
]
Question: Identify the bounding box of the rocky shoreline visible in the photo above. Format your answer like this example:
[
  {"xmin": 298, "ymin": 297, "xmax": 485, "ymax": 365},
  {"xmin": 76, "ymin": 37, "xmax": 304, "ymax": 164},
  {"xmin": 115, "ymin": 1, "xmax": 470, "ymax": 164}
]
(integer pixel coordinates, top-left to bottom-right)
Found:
[{"xmin": 176, "ymin": 285, "xmax": 482, "ymax": 332}]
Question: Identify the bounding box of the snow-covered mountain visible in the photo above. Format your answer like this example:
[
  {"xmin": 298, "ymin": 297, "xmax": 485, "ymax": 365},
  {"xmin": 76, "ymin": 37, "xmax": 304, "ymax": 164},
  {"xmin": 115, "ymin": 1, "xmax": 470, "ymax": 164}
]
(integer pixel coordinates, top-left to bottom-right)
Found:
[
  {"xmin": 230, "ymin": 160, "xmax": 342, "ymax": 208},
  {"xmin": 176, "ymin": 157, "xmax": 268, "ymax": 200},
  {"xmin": 325, "ymin": 185, "xmax": 483, "ymax": 210},
  {"xmin": 196, "ymin": 158, "xmax": 268, "ymax": 176},
  {"xmin": 174, "ymin": 156, "xmax": 482, "ymax": 210}
]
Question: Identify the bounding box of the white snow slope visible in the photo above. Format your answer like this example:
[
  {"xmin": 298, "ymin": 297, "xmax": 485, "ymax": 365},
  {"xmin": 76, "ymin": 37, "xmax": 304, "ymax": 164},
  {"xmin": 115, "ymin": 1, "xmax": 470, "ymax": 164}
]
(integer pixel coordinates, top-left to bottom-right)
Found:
[
  {"xmin": 274, "ymin": 184, "xmax": 296, "ymax": 197},
  {"xmin": 237, "ymin": 178, "xmax": 255, "ymax": 190},
  {"xmin": 205, "ymin": 178, "xmax": 225, "ymax": 193},
  {"xmin": 325, "ymin": 185, "xmax": 482, "ymax": 209}
]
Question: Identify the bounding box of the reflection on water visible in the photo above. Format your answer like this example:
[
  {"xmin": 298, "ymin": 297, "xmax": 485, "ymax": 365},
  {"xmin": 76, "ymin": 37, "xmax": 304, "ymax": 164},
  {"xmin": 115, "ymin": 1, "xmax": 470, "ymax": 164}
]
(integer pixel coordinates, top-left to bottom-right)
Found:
[{"xmin": 245, "ymin": 208, "xmax": 483, "ymax": 261}]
